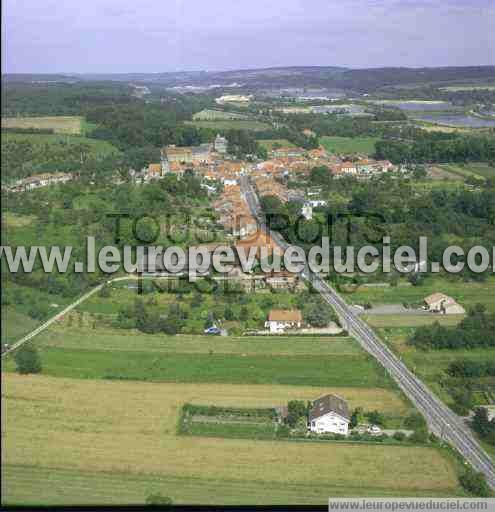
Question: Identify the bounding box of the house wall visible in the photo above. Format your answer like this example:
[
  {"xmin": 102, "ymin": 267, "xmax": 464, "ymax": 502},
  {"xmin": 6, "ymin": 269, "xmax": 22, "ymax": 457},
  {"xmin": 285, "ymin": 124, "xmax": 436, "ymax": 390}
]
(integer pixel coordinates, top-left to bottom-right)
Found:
[
  {"xmin": 428, "ymin": 298, "xmax": 464, "ymax": 314},
  {"xmin": 266, "ymin": 319, "xmax": 301, "ymax": 333},
  {"xmin": 428, "ymin": 300, "xmax": 444, "ymax": 312},
  {"xmin": 444, "ymin": 304, "xmax": 466, "ymax": 315},
  {"xmin": 309, "ymin": 412, "xmax": 349, "ymax": 435}
]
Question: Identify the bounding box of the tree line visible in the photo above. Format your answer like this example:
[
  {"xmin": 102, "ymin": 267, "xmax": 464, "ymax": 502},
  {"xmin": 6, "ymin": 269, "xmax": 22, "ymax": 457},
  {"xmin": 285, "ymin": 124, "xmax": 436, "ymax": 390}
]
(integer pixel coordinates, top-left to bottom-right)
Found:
[
  {"xmin": 409, "ymin": 306, "xmax": 495, "ymax": 350},
  {"xmin": 375, "ymin": 133, "xmax": 495, "ymax": 164}
]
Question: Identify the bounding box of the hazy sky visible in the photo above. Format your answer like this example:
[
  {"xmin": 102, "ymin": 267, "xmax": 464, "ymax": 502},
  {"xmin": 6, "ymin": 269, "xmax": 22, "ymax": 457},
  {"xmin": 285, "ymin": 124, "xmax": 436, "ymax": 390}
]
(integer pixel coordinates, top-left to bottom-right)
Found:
[{"xmin": 3, "ymin": 0, "xmax": 494, "ymax": 73}]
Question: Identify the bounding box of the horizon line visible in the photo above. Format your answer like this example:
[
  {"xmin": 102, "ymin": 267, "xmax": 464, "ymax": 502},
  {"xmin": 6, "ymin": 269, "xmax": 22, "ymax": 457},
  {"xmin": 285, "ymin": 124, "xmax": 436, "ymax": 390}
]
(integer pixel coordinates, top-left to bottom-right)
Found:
[{"xmin": 3, "ymin": 63, "xmax": 495, "ymax": 76}]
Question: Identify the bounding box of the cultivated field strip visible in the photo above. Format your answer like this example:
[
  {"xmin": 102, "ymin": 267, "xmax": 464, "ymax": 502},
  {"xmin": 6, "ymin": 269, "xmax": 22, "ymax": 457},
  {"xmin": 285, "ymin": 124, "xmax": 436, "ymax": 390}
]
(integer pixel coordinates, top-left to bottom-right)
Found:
[{"xmin": 2, "ymin": 374, "xmax": 460, "ymax": 504}]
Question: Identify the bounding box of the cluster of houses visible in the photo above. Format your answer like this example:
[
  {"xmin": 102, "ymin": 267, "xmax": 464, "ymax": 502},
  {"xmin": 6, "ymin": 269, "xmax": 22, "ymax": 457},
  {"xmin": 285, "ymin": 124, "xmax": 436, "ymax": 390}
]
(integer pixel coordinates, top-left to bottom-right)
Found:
[
  {"xmin": 254, "ymin": 146, "xmax": 334, "ymax": 179},
  {"xmin": 163, "ymin": 133, "xmax": 228, "ymax": 168},
  {"xmin": 4, "ymin": 172, "xmax": 73, "ymax": 193},
  {"xmin": 251, "ymin": 162, "xmax": 327, "ymax": 221},
  {"xmin": 269, "ymin": 146, "xmax": 306, "ymax": 159},
  {"xmin": 219, "ymin": 268, "xmax": 304, "ymax": 294},
  {"xmin": 253, "ymin": 145, "xmax": 397, "ymax": 183},
  {"xmin": 252, "ymin": 176, "xmax": 292, "ymax": 203},
  {"xmin": 133, "ymin": 134, "xmax": 229, "ymax": 183},
  {"xmin": 213, "ymin": 181, "xmax": 257, "ymax": 237},
  {"xmin": 330, "ymin": 158, "xmax": 396, "ymax": 177}
]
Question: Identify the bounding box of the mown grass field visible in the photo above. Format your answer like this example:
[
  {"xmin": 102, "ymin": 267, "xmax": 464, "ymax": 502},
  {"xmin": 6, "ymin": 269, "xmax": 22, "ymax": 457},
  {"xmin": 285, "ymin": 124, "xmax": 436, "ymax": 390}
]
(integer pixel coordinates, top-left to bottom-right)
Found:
[
  {"xmin": 2, "ymin": 339, "xmax": 391, "ymax": 388},
  {"xmin": 33, "ymin": 327, "xmax": 361, "ymax": 356},
  {"xmin": 185, "ymin": 120, "xmax": 271, "ymax": 131},
  {"xmin": 257, "ymin": 139, "xmax": 295, "ymax": 150},
  {"xmin": 2, "ymin": 131, "xmax": 119, "ymax": 156},
  {"xmin": 320, "ymin": 136, "xmax": 378, "ymax": 155},
  {"xmin": 2, "ymin": 329, "xmax": 411, "ymax": 413},
  {"xmin": 440, "ymin": 163, "xmax": 495, "ymax": 179},
  {"xmin": 2, "ymin": 115, "xmax": 83, "ymax": 134},
  {"xmin": 411, "ymin": 180, "xmax": 468, "ymax": 193},
  {"xmin": 1, "ymin": 374, "xmax": 461, "ymax": 505},
  {"xmin": 1, "ymin": 307, "xmax": 40, "ymax": 344},
  {"xmin": 192, "ymin": 109, "xmax": 250, "ymax": 121},
  {"xmin": 416, "ymin": 121, "xmax": 472, "ymax": 133},
  {"xmin": 340, "ymin": 276, "xmax": 495, "ymax": 314},
  {"xmin": 363, "ymin": 314, "xmax": 464, "ymax": 328},
  {"xmin": 2, "ymin": 213, "xmax": 36, "ymax": 228}
]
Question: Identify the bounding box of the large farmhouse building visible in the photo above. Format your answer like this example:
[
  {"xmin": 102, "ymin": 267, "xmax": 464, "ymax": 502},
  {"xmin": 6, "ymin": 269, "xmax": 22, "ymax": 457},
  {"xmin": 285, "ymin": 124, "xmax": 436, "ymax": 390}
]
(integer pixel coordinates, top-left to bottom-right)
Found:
[
  {"xmin": 265, "ymin": 309, "xmax": 302, "ymax": 333},
  {"xmin": 424, "ymin": 293, "xmax": 466, "ymax": 315},
  {"xmin": 308, "ymin": 394, "xmax": 350, "ymax": 435}
]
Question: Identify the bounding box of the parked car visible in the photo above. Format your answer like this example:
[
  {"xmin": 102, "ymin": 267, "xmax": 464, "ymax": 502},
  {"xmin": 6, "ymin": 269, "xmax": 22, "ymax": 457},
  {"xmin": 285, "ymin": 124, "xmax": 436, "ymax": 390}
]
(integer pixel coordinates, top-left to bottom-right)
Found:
[
  {"xmin": 204, "ymin": 326, "xmax": 221, "ymax": 335},
  {"xmin": 368, "ymin": 425, "xmax": 382, "ymax": 435}
]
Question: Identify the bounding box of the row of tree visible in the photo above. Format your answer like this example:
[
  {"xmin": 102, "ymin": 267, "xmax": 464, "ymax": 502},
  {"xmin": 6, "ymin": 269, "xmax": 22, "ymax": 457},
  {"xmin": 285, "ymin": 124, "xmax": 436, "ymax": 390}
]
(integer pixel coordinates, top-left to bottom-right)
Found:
[
  {"xmin": 472, "ymin": 408, "xmax": 495, "ymax": 447},
  {"xmin": 375, "ymin": 133, "xmax": 495, "ymax": 164},
  {"xmin": 447, "ymin": 360, "xmax": 495, "ymax": 379},
  {"xmin": 409, "ymin": 306, "xmax": 495, "ymax": 350}
]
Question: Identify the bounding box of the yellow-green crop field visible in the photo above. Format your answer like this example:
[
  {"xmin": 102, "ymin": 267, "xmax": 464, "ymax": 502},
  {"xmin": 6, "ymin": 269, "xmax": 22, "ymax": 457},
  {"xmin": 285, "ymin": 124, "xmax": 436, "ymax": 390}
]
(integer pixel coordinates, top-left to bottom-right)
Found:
[
  {"xmin": 1, "ymin": 374, "xmax": 461, "ymax": 505},
  {"xmin": 2, "ymin": 116, "xmax": 83, "ymax": 134}
]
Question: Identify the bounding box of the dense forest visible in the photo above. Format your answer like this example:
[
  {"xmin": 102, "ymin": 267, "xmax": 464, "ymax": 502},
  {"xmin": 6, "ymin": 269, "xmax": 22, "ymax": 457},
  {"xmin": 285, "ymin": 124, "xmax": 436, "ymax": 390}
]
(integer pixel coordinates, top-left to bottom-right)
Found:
[
  {"xmin": 375, "ymin": 133, "xmax": 495, "ymax": 164},
  {"xmin": 259, "ymin": 171, "xmax": 495, "ymax": 281},
  {"xmin": 1, "ymin": 82, "xmax": 270, "ymax": 181},
  {"xmin": 1, "ymin": 82, "xmax": 133, "ymax": 116}
]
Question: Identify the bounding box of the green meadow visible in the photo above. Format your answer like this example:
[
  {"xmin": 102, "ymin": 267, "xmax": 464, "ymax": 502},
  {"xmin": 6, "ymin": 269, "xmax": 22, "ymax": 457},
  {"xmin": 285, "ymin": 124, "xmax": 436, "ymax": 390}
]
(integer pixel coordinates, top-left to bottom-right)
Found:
[{"xmin": 320, "ymin": 136, "xmax": 379, "ymax": 155}]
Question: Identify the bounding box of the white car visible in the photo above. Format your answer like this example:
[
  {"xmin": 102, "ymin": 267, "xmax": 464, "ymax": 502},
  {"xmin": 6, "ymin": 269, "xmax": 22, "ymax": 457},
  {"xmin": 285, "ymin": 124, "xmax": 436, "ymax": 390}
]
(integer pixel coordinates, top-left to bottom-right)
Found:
[{"xmin": 368, "ymin": 425, "xmax": 382, "ymax": 435}]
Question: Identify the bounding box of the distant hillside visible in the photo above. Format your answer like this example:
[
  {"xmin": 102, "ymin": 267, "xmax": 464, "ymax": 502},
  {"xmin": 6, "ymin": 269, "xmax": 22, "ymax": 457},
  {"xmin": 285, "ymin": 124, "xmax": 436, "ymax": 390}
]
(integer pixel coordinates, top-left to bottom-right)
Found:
[
  {"xmin": 334, "ymin": 66, "xmax": 495, "ymax": 91},
  {"xmin": 3, "ymin": 65, "xmax": 495, "ymax": 92}
]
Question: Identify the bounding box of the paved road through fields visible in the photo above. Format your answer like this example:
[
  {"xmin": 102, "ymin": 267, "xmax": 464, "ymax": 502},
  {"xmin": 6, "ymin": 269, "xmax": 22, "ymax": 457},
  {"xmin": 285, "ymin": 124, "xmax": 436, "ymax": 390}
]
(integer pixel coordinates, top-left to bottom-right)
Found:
[{"xmin": 240, "ymin": 174, "xmax": 495, "ymax": 489}]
